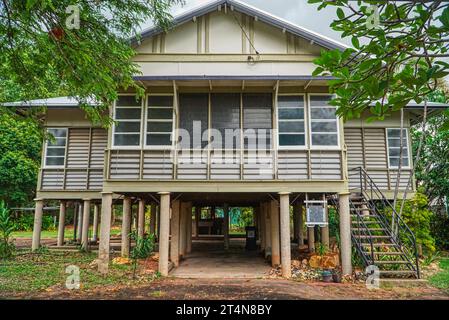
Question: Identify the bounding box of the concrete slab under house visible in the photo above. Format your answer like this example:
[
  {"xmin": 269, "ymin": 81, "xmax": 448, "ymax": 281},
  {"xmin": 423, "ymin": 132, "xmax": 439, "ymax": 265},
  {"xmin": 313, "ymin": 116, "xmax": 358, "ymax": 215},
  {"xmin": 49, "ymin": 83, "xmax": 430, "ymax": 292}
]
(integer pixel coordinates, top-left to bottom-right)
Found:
[{"xmin": 8, "ymin": 0, "xmax": 449, "ymax": 282}]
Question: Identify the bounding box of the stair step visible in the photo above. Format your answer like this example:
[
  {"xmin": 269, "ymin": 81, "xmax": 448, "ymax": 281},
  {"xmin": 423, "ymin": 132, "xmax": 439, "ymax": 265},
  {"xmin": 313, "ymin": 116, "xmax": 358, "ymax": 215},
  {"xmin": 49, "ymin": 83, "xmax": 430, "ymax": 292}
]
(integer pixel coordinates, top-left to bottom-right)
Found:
[
  {"xmin": 361, "ymin": 243, "xmax": 397, "ymax": 247},
  {"xmin": 352, "ymin": 228, "xmax": 386, "ymax": 232},
  {"xmin": 351, "ymin": 220, "xmax": 379, "ymax": 224},
  {"xmin": 374, "ymin": 260, "xmax": 410, "ymax": 264},
  {"xmin": 350, "ymin": 214, "xmax": 378, "ymax": 218},
  {"xmin": 369, "ymin": 252, "xmax": 404, "ymax": 256},
  {"xmin": 379, "ymin": 270, "xmax": 417, "ymax": 275},
  {"xmin": 353, "ymin": 235, "xmax": 390, "ymax": 239}
]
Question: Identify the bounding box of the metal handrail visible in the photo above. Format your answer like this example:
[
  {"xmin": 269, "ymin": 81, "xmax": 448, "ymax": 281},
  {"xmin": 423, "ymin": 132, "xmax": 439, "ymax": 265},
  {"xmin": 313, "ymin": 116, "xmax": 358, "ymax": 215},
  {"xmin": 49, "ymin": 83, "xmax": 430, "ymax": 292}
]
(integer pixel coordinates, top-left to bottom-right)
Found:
[{"xmin": 349, "ymin": 167, "xmax": 420, "ymax": 278}]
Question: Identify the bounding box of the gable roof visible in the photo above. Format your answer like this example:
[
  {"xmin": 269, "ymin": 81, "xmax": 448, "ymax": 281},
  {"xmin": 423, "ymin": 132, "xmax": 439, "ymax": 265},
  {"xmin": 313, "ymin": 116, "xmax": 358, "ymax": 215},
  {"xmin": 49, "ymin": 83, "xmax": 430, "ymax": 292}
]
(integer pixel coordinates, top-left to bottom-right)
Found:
[{"xmin": 131, "ymin": 0, "xmax": 349, "ymax": 51}]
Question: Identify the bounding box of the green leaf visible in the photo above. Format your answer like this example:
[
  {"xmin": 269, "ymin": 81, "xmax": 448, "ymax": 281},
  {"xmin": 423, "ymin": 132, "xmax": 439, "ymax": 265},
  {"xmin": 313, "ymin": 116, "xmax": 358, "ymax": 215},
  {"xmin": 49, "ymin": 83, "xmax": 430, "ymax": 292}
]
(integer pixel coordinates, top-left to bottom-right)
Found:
[
  {"xmin": 337, "ymin": 8, "xmax": 345, "ymax": 20},
  {"xmin": 351, "ymin": 36, "xmax": 360, "ymax": 49},
  {"xmin": 440, "ymin": 7, "xmax": 449, "ymax": 29}
]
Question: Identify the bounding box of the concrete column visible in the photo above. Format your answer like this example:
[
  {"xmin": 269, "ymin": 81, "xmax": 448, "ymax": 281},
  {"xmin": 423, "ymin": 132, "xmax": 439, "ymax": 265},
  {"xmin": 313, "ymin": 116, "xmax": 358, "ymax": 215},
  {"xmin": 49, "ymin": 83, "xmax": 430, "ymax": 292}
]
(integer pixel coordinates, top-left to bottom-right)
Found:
[
  {"xmin": 81, "ymin": 199, "xmax": 91, "ymax": 251},
  {"xmin": 279, "ymin": 192, "xmax": 291, "ymax": 278},
  {"xmin": 259, "ymin": 203, "xmax": 265, "ymax": 252},
  {"xmin": 149, "ymin": 203, "xmax": 156, "ymax": 235},
  {"xmin": 339, "ymin": 192, "xmax": 352, "ymax": 276},
  {"xmin": 298, "ymin": 202, "xmax": 305, "ymax": 247},
  {"xmin": 307, "ymin": 227, "xmax": 315, "ymax": 252},
  {"xmin": 195, "ymin": 206, "xmax": 200, "ymax": 237},
  {"xmin": 179, "ymin": 202, "xmax": 187, "ymax": 257},
  {"xmin": 98, "ymin": 192, "xmax": 113, "ymax": 274},
  {"xmin": 92, "ymin": 204, "xmax": 99, "ymax": 242},
  {"xmin": 121, "ymin": 197, "xmax": 132, "ymax": 257},
  {"xmin": 138, "ymin": 199, "xmax": 146, "ymax": 238},
  {"xmin": 73, "ymin": 203, "xmax": 78, "ymax": 242},
  {"xmin": 186, "ymin": 203, "xmax": 193, "ymax": 254},
  {"xmin": 76, "ymin": 202, "xmax": 83, "ymax": 243},
  {"xmin": 157, "ymin": 205, "xmax": 161, "ymax": 240},
  {"xmin": 158, "ymin": 192, "xmax": 170, "ymax": 276},
  {"xmin": 31, "ymin": 198, "xmax": 44, "ymax": 251},
  {"xmin": 170, "ymin": 199, "xmax": 180, "ymax": 267},
  {"xmin": 264, "ymin": 202, "xmax": 272, "ymax": 258},
  {"xmin": 321, "ymin": 204, "xmax": 330, "ymax": 249},
  {"xmin": 223, "ymin": 203, "xmax": 230, "ymax": 250},
  {"xmin": 57, "ymin": 201, "xmax": 66, "ymax": 246},
  {"xmin": 270, "ymin": 200, "xmax": 280, "ymax": 267}
]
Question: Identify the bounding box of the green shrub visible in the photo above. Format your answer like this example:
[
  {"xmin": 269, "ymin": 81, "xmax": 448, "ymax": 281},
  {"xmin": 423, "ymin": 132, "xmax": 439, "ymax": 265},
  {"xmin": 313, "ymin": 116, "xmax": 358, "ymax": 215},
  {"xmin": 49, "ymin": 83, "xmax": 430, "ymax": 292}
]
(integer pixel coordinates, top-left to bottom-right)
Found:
[
  {"xmin": 396, "ymin": 192, "xmax": 436, "ymax": 253},
  {"xmin": 430, "ymin": 212, "xmax": 449, "ymax": 250},
  {"xmin": 12, "ymin": 214, "xmax": 55, "ymax": 231},
  {"xmin": 0, "ymin": 201, "xmax": 16, "ymax": 259}
]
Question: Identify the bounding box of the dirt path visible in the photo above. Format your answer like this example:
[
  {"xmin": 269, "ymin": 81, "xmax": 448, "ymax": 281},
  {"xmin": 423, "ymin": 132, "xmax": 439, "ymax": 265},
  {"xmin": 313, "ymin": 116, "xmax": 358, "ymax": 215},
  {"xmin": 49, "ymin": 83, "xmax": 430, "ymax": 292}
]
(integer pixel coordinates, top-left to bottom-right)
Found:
[{"xmin": 6, "ymin": 278, "xmax": 449, "ymax": 300}]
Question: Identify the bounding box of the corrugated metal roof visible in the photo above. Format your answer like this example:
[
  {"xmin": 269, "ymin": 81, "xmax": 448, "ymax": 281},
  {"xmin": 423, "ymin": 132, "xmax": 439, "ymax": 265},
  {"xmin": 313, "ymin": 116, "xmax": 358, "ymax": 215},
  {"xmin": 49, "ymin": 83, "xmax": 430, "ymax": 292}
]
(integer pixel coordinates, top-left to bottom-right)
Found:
[
  {"xmin": 131, "ymin": 0, "xmax": 349, "ymax": 51},
  {"xmin": 1, "ymin": 96, "xmax": 98, "ymax": 108}
]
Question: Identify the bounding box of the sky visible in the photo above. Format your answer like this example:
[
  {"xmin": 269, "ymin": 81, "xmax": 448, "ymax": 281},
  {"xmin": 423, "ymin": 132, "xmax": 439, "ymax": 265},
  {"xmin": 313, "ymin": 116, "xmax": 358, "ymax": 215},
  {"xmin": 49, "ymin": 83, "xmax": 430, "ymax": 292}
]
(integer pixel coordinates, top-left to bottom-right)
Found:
[{"xmin": 148, "ymin": 0, "xmax": 351, "ymax": 46}]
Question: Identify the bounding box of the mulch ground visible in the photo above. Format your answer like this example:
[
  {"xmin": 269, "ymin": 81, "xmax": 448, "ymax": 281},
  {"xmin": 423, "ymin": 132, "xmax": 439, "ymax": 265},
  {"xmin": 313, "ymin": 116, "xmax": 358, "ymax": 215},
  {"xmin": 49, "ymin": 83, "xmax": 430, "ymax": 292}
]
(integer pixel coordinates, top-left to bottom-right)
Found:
[{"xmin": 4, "ymin": 278, "xmax": 449, "ymax": 300}]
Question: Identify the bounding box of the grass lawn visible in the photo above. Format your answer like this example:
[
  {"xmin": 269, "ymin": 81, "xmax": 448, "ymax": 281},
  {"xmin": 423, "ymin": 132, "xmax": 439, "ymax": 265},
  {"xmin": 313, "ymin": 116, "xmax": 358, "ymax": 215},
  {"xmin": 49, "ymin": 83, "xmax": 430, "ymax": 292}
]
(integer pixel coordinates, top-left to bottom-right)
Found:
[
  {"xmin": 11, "ymin": 226, "xmax": 121, "ymax": 239},
  {"xmin": 429, "ymin": 258, "xmax": 449, "ymax": 293},
  {"xmin": 0, "ymin": 251, "xmax": 157, "ymax": 296}
]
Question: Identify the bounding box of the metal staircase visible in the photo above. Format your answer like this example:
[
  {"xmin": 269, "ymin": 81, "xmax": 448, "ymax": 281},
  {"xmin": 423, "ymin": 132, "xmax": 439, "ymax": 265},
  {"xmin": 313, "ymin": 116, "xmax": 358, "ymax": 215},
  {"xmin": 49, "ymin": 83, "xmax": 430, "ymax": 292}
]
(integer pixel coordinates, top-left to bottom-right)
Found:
[{"xmin": 337, "ymin": 167, "xmax": 420, "ymax": 279}]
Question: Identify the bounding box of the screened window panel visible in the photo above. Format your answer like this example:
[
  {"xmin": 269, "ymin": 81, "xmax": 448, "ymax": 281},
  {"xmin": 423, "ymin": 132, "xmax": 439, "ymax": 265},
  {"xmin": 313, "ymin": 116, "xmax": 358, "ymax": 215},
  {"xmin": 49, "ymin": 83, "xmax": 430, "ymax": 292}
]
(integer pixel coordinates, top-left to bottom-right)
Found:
[
  {"xmin": 179, "ymin": 93, "xmax": 209, "ymax": 149},
  {"xmin": 45, "ymin": 128, "xmax": 67, "ymax": 166},
  {"xmin": 147, "ymin": 134, "xmax": 172, "ymax": 146},
  {"xmin": 113, "ymin": 96, "xmax": 142, "ymax": 146},
  {"xmin": 309, "ymin": 95, "xmax": 338, "ymax": 147},
  {"xmin": 211, "ymin": 93, "xmax": 240, "ymax": 149},
  {"xmin": 146, "ymin": 95, "xmax": 173, "ymax": 147},
  {"xmin": 243, "ymin": 93, "xmax": 272, "ymax": 149},
  {"xmin": 387, "ymin": 128, "xmax": 410, "ymax": 168},
  {"xmin": 114, "ymin": 134, "xmax": 140, "ymax": 146},
  {"xmin": 278, "ymin": 95, "xmax": 305, "ymax": 147}
]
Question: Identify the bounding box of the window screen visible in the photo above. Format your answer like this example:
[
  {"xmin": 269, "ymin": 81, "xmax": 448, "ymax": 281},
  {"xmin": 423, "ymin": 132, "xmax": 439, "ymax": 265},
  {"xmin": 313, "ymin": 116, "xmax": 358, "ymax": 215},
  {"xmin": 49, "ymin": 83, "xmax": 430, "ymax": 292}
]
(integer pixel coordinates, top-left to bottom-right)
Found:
[
  {"xmin": 277, "ymin": 95, "xmax": 305, "ymax": 147},
  {"xmin": 309, "ymin": 95, "xmax": 338, "ymax": 147},
  {"xmin": 243, "ymin": 93, "xmax": 272, "ymax": 149},
  {"xmin": 179, "ymin": 93, "xmax": 209, "ymax": 149},
  {"xmin": 146, "ymin": 95, "xmax": 173, "ymax": 146},
  {"xmin": 113, "ymin": 95, "xmax": 142, "ymax": 146},
  {"xmin": 211, "ymin": 93, "xmax": 241, "ymax": 149},
  {"xmin": 45, "ymin": 128, "xmax": 67, "ymax": 166},
  {"xmin": 387, "ymin": 128, "xmax": 410, "ymax": 168}
]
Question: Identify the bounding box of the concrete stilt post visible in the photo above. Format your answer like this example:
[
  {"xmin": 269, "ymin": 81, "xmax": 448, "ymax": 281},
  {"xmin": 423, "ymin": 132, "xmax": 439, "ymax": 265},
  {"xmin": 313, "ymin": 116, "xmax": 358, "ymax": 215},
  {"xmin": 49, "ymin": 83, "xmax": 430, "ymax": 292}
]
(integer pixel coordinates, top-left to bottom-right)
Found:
[
  {"xmin": 223, "ymin": 203, "xmax": 230, "ymax": 250},
  {"xmin": 76, "ymin": 202, "xmax": 83, "ymax": 243},
  {"xmin": 92, "ymin": 204, "xmax": 99, "ymax": 242},
  {"xmin": 321, "ymin": 207, "xmax": 330, "ymax": 249},
  {"xmin": 98, "ymin": 192, "xmax": 113, "ymax": 274},
  {"xmin": 57, "ymin": 201, "xmax": 66, "ymax": 247},
  {"xmin": 157, "ymin": 205, "xmax": 161, "ymax": 240},
  {"xmin": 149, "ymin": 203, "xmax": 156, "ymax": 235},
  {"xmin": 195, "ymin": 207, "xmax": 200, "ymax": 237},
  {"xmin": 81, "ymin": 199, "xmax": 91, "ymax": 251},
  {"xmin": 121, "ymin": 197, "xmax": 132, "ymax": 257},
  {"xmin": 186, "ymin": 203, "xmax": 192, "ymax": 254},
  {"xmin": 138, "ymin": 199, "xmax": 146, "ymax": 238},
  {"xmin": 259, "ymin": 203, "xmax": 265, "ymax": 252},
  {"xmin": 73, "ymin": 203, "xmax": 78, "ymax": 242},
  {"xmin": 270, "ymin": 200, "xmax": 280, "ymax": 267},
  {"xmin": 264, "ymin": 202, "xmax": 272, "ymax": 259},
  {"xmin": 32, "ymin": 198, "xmax": 44, "ymax": 251},
  {"xmin": 307, "ymin": 227, "xmax": 315, "ymax": 252},
  {"xmin": 158, "ymin": 192, "xmax": 170, "ymax": 276},
  {"xmin": 179, "ymin": 202, "xmax": 187, "ymax": 257},
  {"xmin": 279, "ymin": 192, "xmax": 291, "ymax": 278},
  {"xmin": 170, "ymin": 199, "xmax": 180, "ymax": 267},
  {"xmin": 339, "ymin": 192, "xmax": 352, "ymax": 276},
  {"xmin": 298, "ymin": 202, "xmax": 305, "ymax": 247}
]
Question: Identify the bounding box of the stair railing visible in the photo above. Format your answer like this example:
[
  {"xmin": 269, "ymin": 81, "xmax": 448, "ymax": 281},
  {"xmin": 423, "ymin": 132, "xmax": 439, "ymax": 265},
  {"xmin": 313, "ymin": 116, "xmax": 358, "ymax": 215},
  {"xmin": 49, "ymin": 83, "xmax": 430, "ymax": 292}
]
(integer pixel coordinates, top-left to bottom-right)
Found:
[{"xmin": 349, "ymin": 167, "xmax": 420, "ymax": 278}]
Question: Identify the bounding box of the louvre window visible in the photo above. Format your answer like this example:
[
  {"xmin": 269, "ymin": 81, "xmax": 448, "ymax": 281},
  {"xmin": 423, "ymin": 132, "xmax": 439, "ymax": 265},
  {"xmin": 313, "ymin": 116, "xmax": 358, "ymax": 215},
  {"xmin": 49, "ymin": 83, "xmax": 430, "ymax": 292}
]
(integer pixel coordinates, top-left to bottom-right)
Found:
[
  {"xmin": 45, "ymin": 128, "xmax": 67, "ymax": 166},
  {"xmin": 277, "ymin": 95, "xmax": 305, "ymax": 147},
  {"xmin": 243, "ymin": 93, "xmax": 272, "ymax": 149},
  {"xmin": 309, "ymin": 95, "xmax": 339, "ymax": 147},
  {"xmin": 179, "ymin": 93, "xmax": 209, "ymax": 149},
  {"xmin": 211, "ymin": 93, "xmax": 241, "ymax": 149},
  {"xmin": 146, "ymin": 95, "xmax": 174, "ymax": 147},
  {"xmin": 387, "ymin": 128, "xmax": 410, "ymax": 168},
  {"xmin": 113, "ymin": 95, "xmax": 142, "ymax": 146}
]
